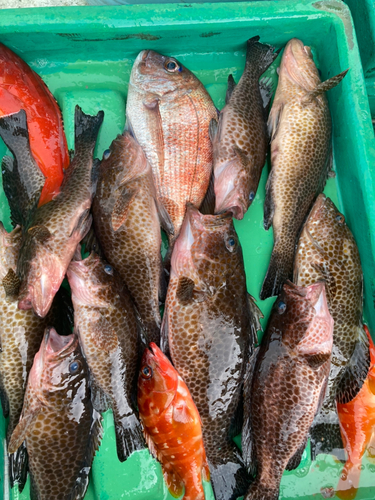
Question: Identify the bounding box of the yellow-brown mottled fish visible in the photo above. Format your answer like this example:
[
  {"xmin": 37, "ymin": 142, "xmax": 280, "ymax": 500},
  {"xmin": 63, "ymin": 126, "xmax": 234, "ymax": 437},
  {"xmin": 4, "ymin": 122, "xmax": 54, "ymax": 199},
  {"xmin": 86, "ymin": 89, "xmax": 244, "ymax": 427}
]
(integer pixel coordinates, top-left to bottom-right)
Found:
[
  {"xmin": 9, "ymin": 328, "xmax": 102, "ymax": 500},
  {"xmin": 260, "ymin": 38, "xmax": 348, "ymax": 300},
  {"xmin": 92, "ymin": 132, "xmax": 172, "ymax": 345},
  {"xmin": 67, "ymin": 253, "xmax": 145, "ymax": 462},
  {"xmin": 162, "ymin": 205, "xmax": 262, "ymax": 500},
  {"xmin": 243, "ymin": 282, "xmax": 333, "ymax": 500},
  {"xmin": 210, "ymin": 36, "xmax": 279, "ymax": 219},
  {"xmin": 0, "ymin": 106, "xmax": 104, "ymax": 318},
  {"xmin": 126, "ymin": 50, "xmax": 217, "ymax": 242},
  {"xmin": 294, "ymin": 194, "xmax": 370, "ymax": 460}
]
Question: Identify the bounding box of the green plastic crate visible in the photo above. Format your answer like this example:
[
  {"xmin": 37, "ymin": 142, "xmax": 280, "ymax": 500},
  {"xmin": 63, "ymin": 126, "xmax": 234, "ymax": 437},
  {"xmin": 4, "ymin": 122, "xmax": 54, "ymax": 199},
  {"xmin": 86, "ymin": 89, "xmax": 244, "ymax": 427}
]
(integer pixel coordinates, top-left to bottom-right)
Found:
[{"xmin": 0, "ymin": 1, "xmax": 375, "ymax": 499}]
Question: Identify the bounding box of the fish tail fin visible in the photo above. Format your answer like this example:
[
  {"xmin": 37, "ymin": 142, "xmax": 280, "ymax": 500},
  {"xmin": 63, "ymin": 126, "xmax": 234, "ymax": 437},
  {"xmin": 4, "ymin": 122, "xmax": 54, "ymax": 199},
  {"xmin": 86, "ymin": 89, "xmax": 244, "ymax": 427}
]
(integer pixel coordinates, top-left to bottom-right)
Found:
[
  {"xmin": 336, "ymin": 459, "xmax": 361, "ymax": 500},
  {"xmin": 74, "ymin": 106, "xmax": 104, "ymax": 154},
  {"xmin": 260, "ymin": 248, "xmax": 293, "ymax": 300},
  {"xmin": 113, "ymin": 409, "xmax": 146, "ymax": 462},
  {"xmin": 246, "ymin": 36, "xmax": 279, "ymax": 78},
  {"xmin": 208, "ymin": 445, "xmax": 251, "ymax": 500},
  {"xmin": 243, "ymin": 481, "xmax": 279, "ymax": 500},
  {"xmin": 9, "ymin": 442, "xmax": 28, "ymax": 493}
]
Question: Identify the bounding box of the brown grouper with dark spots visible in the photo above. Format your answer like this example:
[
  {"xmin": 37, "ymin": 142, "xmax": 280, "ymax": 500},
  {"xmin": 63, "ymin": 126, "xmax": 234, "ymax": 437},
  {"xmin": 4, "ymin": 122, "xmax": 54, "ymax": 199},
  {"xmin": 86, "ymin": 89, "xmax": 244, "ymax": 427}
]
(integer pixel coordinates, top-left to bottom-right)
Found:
[
  {"xmin": 260, "ymin": 38, "xmax": 348, "ymax": 300},
  {"xmin": 67, "ymin": 252, "xmax": 145, "ymax": 462},
  {"xmin": 161, "ymin": 205, "xmax": 262, "ymax": 500},
  {"xmin": 294, "ymin": 194, "xmax": 370, "ymax": 460},
  {"xmin": 0, "ymin": 106, "xmax": 104, "ymax": 318},
  {"xmin": 92, "ymin": 131, "xmax": 172, "ymax": 345},
  {"xmin": 210, "ymin": 36, "xmax": 279, "ymax": 219},
  {"xmin": 8, "ymin": 328, "xmax": 102, "ymax": 500},
  {"xmin": 242, "ymin": 281, "xmax": 334, "ymax": 500}
]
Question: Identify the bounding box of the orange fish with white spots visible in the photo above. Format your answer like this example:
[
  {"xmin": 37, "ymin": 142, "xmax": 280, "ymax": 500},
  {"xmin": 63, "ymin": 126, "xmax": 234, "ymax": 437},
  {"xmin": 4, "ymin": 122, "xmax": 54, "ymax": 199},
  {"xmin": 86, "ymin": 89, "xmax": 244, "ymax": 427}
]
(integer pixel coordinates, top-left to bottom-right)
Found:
[
  {"xmin": 138, "ymin": 343, "xmax": 210, "ymax": 500},
  {"xmin": 336, "ymin": 325, "xmax": 375, "ymax": 500}
]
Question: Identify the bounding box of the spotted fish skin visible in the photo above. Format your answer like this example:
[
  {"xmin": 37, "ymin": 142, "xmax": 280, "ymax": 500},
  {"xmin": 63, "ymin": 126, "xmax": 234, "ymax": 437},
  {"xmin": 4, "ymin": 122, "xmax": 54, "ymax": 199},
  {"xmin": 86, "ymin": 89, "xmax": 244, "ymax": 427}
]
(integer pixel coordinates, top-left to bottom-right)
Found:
[
  {"xmin": 294, "ymin": 194, "xmax": 370, "ymax": 459},
  {"xmin": 12, "ymin": 106, "xmax": 103, "ymax": 318},
  {"xmin": 162, "ymin": 205, "xmax": 262, "ymax": 500},
  {"xmin": 67, "ymin": 253, "xmax": 145, "ymax": 462},
  {"xmin": 211, "ymin": 36, "xmax": 278, "ymax": 219},
  {"xmin": 243, "ymin": 282, "xmax": 333, "ymax": 500},
  {"xmin": 8, "ymin": 328, "xmax": 102, "ymax": 500},
  {"xmin": 126, "ymin": 50, "xmax": 217, "ymax": 242},
  {"xmin": 260, "ymin": 38, "xmax": 348, "ymax": 300},
  {"xmin": 92, "ymin": 132, "xmax": 165, "ymax": 345}
]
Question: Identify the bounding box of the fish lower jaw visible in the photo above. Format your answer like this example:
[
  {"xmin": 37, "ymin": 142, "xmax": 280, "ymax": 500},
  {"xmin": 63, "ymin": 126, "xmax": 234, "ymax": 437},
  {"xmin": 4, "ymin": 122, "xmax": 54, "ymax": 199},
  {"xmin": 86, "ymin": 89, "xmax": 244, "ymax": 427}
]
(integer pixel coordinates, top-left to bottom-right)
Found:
[{"xmin": 215, "ymin": 200, "xmax": 245, "ymax": 220}]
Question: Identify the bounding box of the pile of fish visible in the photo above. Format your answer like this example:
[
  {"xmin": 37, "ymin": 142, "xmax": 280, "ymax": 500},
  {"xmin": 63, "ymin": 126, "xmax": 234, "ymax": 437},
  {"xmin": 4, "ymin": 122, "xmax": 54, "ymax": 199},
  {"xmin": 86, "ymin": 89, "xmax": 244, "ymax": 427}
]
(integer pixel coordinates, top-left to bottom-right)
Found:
[{"xmin": 0, "ymin": 35, "xmax": 371, "ymax": 500}]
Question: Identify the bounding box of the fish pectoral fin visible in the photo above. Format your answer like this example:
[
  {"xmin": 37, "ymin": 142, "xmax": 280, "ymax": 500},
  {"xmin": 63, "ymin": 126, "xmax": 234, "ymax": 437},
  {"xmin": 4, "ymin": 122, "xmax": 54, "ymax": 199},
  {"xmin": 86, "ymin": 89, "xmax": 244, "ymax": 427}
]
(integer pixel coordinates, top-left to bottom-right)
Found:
[
  {"xmin": 267, "ymin": 102, "xmax": 283, "ymax": 141},
  {"xmin": 336, "ymin": 324, "xmax": 371, "ymax": 404},
  {"xmin": 200, "ymin": 170, "xmax": 216, "ymax": 215},
  {"xmin": 0, "ymin": 383, "xmax": 10, "ymax": 419},
  {"xmin": 226, "ymin": 74, "xmax": 236, "ymax": 104},
  {"xmin": 172, "ymin": 401, "xmax": 195, "ymax": 424},
  {"xmin": 2, "ymin": 268, "xmax": 21, "ymax": 301},
  {"xmin": 69, "ymin": 209, "xmax": 92, "ymax": 240},
  {"xmin": 162, "ymin": 463, "xmax": 184, "ymax": 498},
  {"xmin": 90, "ymin": 376, "xmax": 111, "ymax": 413},
  {"xmin": 286, "ymin": 439, "xmax": 307, "ymax": 471},
  {"xmin": 111, "ymin": 187, "xmax": 138, "ymax": 232},
  {"xmin": 310, "ymin": 261, "xmax": 336, "ymax": 301},
  {"xmin": 176, "ymin": 276, "xmax": 196, "ymax": 305},
  {"xmin": 202, "ymin": 461, "xmax": 211, "ymax": 482},
  {"xmin": 143, "ymin": 428, "xmax": 159, "ymax": 461},
  {"xmin": 242, "ymin": 346, "xmax": 260, "ymax": 476},
  {"xmin": 28, "ymin": 225, "xmax": 52, "ymax": 243},
  {"xmin": 302, "ymin": 351, "xmax": 331, "ymax": 369},
  {"xmin": 209, "ymin": 118, "xmax": 219, "ymax": 143},
  {"xmin": 233, "ymin": 146, "xmax": 251, "ymax": 167},
  {"xmin": 160, "ymin": 306, "xmax": 170, "ymax": 356},
  {"xmin": 155, "ymin": 197, "xmax": 174, "ymax": 236},
  {"xmin": 247, "ymin": 294, "xmax": 263, "ymax": 345},
  {"xmin": 263, "ymin": 169, "xmax": 275, "ymax": 230},
  {"xmin": 301, "ymin": 69, "xmax": 349, "ymax": 105},
  {"xmin": 259, "ymin": 75, "xmax": 275, "ymax": 112},
  {"xmin": 91, "ymin": 316, "xmax": 118, "ymax": 353},
  {"xmin": 8, "ymin": 407, "xmax": 41, "ymax": 454}
]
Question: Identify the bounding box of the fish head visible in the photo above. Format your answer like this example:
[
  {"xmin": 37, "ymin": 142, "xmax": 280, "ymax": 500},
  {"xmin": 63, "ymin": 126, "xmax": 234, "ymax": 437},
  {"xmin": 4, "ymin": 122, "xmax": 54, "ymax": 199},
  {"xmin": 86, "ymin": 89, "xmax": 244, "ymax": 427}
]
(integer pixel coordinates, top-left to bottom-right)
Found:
[
  {"xmin": 0, "ymin": 222, "xmax": 21, "ymax": 280},
  {"xmin": 67, "ymin": 252, "xmax": 117, "ymax": 309},
  {"xmin": 130, "ymin": 50, "xmax": 198, "ymax": 97},
  {"xmin": 277, "ymin": 38, "xmax": 321, "ymax": 96},
  {"xmin": 275, "ymin": 281, "xmax": 333, "ymax": 362},
  {"xmin": 214, "ymin": 158, "xmax": 253, "ymax": 219},
  {"xmin": 30, "ymin": 327, "xmax": 89, "ymax": 416},
  {"xmin": 171, "ymin": 205, "xmax": 242, "ymax": 290},
  {"xmin": 138, "ymin": 342, "xmax": 178, "ymax": 416}
]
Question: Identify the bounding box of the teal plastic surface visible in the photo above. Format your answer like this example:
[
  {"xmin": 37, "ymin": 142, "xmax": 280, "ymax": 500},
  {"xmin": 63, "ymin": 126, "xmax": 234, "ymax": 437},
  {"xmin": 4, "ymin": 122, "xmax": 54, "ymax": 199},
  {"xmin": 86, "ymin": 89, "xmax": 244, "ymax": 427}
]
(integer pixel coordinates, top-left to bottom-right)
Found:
[{"xmin": 0, "ymin": 1, "xmax": 375, "ymax": 499}]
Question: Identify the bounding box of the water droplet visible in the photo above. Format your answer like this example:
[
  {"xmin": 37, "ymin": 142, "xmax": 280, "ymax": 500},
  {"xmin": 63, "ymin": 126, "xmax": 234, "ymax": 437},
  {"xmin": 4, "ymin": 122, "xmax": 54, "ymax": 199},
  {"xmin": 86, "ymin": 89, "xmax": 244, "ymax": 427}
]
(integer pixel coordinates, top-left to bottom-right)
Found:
[{"xmin": 320, "ymin": 486, "xmax": 335, "ymax": 498}]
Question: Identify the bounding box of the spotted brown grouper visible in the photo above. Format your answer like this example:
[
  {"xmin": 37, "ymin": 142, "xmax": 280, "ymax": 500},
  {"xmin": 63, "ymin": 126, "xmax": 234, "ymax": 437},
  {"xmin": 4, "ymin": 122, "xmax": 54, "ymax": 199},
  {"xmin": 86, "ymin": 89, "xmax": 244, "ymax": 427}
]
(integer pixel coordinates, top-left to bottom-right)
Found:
[
  {"xmin": 8, "ymin": 328, "xmax": 102, "ymax": 500},
  {"xmin": 67, "ymin": 253, "xmax": 145, "ymax": 462},
  {"xmin": 162, "ymin": 205, "xmax": 262, "ymax": 500},
  {"xmin": 0, "ymin": 106, "xmax": 104, "ymax": 318},
  {"xmin": 294, "ymin": 194, "xmax": 370, "ymax": 459},
  {"xmin": 242, "ymin": 282, "xmax": 334, "ymax": 500},
  {"xmin": 126, "ymin": 50, "xmax": 217, "ymax": 242},
  {"xmin": 210, "ymin": 36, "xmax": 278, "ymax": 219},
  {"xmin": 260, "ymin": 38, "xmax": 348, "ymax": 300},
  {"xmin": 92, "ymin": 132, "xmax": 171, "ymax": 345}
]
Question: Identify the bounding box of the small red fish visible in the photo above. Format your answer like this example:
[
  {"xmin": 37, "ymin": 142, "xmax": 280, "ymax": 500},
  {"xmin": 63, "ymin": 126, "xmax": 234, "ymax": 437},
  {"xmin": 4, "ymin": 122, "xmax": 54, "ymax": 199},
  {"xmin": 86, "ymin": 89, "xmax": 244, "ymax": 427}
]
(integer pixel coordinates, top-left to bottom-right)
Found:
[
  {"xmin": 138, "ymin": 343, "xmax": 210, "ymax": 500},
  {"xmin": 336, "ymin": 325, "xmax": 375, "ymax": 500},
  {"xmin": 0, "ymin": 43, "xmax": 69, "ymax": 205}
]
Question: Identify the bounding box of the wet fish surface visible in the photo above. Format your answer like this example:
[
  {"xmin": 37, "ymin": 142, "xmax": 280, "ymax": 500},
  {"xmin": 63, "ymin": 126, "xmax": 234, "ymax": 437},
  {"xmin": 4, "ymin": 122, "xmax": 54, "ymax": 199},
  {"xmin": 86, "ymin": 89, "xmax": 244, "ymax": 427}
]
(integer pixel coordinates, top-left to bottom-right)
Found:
[
  {"xmin": 294, "ymin": 194, "xmax": 370, "ymax": 459},
  {"xmin": 67, "ymin": 252, "xmax": 145, "ymax": 462},
  {"xmin": 0, "ymin": 106, "xmax": 104, "ymax": 318},
  {"xmin": 162, "ymin": 205, "xmax": 262, "ymax": 500},
  {"xmin": 260, "ymin": 38, "xmax": 348, "ymax": 300},
  {"xmin": 92, "ymin": 132, "xmax": 171, "ymax": 345},
  {"xmin": 210, "ymin": 36, "xmax": 278, "ymax": 219},
  {"xmin": 138, "ymin": 342, "xmax": 210, "ymax": 500},
  {"xmin": 8, "ymin": 328, "xmax": 102, "ymax": 500},
  {"xmin": 243, "ymin": 281, "xmax": 333, "ymax": 500},
  {"xmin": 126, "ymin": 50, "xmax": 217, "ymax": 241}
]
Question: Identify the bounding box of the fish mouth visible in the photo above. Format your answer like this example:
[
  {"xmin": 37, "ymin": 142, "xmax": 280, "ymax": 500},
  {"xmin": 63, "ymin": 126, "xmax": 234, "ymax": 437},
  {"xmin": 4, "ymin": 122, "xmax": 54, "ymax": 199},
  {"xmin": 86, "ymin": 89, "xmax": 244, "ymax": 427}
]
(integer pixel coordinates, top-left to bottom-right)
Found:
[
  {"xmin": 67, "ymin": 252, "xmax": 101, "ymax": 279},
  {"xmin": 282, "ymin": 38, "xmax": 317, "ymax": 91},
  {"xmin": 18, "ymin": 283, "xmax": 54, "ymax": 318},
  {"xmin": 187, "ymin": 204, "xmax": 232, "ymax": 229}
]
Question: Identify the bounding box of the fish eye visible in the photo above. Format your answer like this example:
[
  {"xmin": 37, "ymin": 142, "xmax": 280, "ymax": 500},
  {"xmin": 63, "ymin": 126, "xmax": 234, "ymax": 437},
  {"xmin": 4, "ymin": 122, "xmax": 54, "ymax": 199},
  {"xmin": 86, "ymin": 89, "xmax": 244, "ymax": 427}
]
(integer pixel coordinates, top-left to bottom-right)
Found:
[
  {"xmin": 104, "ymin": 264, "xmax": 113, "ymax": 275},
  {"xmin": 335, "ymin": 214, "xmax": 345, "ymax": 224},
  {"xmin": 225, "ymin": 235, "xmax": 237, "ymax": 252},
  {"xmin": 103, "ymin": 149, "xmax": 111, "ymax": 160},
  {"xmin": 142, "ymin": 365, "xmax": 153, "ymax": 379},
  {"xmin": 249, "ymin": 191, "xmax": 255, "ymax": 202},
  {"xmin": 277, "ymin": 300, "xmax": 287, "ymax": 314},
  {"xmin": 165, "ymin": 59, "xmax": 180, "ymax": 73},
  {"xmin": 69, "ymin": 360, "xmax": 80, "ymax": 375}
]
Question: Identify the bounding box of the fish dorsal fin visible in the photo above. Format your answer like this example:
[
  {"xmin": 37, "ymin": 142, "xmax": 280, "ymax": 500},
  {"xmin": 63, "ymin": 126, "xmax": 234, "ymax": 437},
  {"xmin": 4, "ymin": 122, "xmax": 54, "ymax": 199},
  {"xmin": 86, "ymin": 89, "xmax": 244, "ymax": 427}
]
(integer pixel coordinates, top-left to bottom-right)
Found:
[
  {"xmin": 111, "ymin": 187, "xmax": 138, "ymax": 232},
  {"xmin": 155, "ymin": 197, "xmax": 174, "ymax": 236},
  {"xmin": 91, "ymin": 315, "xmax": 118, "ymax": 353},
  {"xmin": 263, "ymin": 169, "xmax": 275, "ymax": 231},
  {"xmin": 8, "ymin": 406, "xmax": 41, "ymax": 454},
  {"xmin": 226, "ymin": 74, "xmax": 236, "ymax": 104},
  {"xmin": 247, "ymin": 293, "xmax": 263, "ymax": 346},
  {"xmin": 301, "ymin": 69, "xmax": 349, "ymax": 106},
  {"xmin": 2, "ymin": 268, "xmax": 21, "ymax": 301},
  {"xmin": 69, "ymin": 410, "xmax": 103, "ymax": 500},
  {"xmin": 28, "ymin": 225, "xmax": 52, "ymax": 243},
  {"xmin": 176, "ymin": 276, "xmax": 195, "ymax": 305}
]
